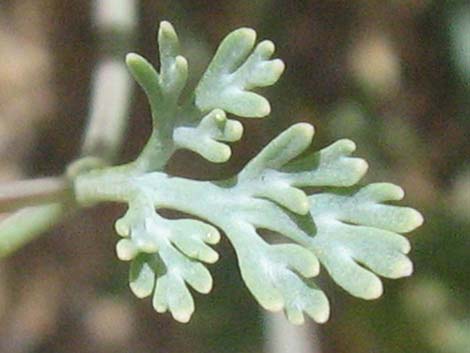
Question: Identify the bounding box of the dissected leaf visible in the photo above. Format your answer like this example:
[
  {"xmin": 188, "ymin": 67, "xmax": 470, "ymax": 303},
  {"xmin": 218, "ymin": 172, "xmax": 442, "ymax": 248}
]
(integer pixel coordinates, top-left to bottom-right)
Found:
[
  {"xmin": 195, "ymin": 29, "xmax": 284, "ymax": 117},
  {"xmin": 72, "ymin": 21, "xmax": 423, "ymax": 325}
]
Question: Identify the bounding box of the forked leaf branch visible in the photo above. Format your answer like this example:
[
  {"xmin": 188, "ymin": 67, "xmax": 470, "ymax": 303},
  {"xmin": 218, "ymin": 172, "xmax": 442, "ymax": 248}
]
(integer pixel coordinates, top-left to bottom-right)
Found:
[
  {"xmin": 74, "ymin": 23, "xmax": 422, "ymax": 323},
  {"xmin": 1, "ymin": 20, "xmax": 423, "ymax": 325}
]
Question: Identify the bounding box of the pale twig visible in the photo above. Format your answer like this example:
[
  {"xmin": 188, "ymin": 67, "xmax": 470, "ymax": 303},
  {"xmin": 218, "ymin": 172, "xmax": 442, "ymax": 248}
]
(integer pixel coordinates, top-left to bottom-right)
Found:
[
  {"xmin": 0, "ymin": 177, "xmax": 71, "ymax": 213},
  {"xmin": 81, "ymin": 0, "xmax": 137, "ymax": 162},
  {"xmin": 264, "ymin": 307, "xmax": 322, "ymax": 353},
  {"xmin": 0, "ymin": 0, "xmax": 137, "ymax": 257},
  {"xmin": 0, "ymin": 204, "xmax": 65, "ymax": 258}
]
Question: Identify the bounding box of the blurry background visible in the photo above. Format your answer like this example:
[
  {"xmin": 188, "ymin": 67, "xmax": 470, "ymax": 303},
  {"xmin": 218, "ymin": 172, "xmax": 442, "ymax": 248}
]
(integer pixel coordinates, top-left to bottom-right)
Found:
[{"xmin": 0, "ymin": 0, "xmax": 469, "ymax": 352}]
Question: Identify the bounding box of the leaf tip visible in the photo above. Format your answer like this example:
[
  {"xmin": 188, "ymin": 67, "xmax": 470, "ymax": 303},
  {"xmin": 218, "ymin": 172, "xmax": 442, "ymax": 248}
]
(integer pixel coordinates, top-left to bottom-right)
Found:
[
  {"xmin": 206, "ymin": 251, "xmax": 220, "ymax": 264},
  {"xmin": 412, "ymin": 209, "xmax": 424, "ymax": 228},
  {"xmin": 199, "ymin": 281, "xmax": 213, "ymax": 294},
  {"xmin": 116, "ymin": 239, "xmax": 137, "ymax": 261},
  {"xmin": 258, "ymin": 40, "xmax": 276, "ymax": 56},
  {"xmin": 355, "ymin": 158, "xmax": 369, "ymax": 177},
  {"xmin": 213, "ymin": 109, "xmax": 225, "ymax": 122},
  {"xmin": 237, "ymin": 27, "xmax": 257, "ymax": 44},
  {"xmin": 173, "ymin": 310, "xmax": 192, "ymax": 323},
  {"xmin": 206, "ymin": 228, "xmax": 221, "ymax": 244},
  {"xmin": 363, "ymin": 278, "xmax": 383, "ymax": 300},
  {"xmin": 153, "ymin": 303, "xmax": 166, "ymax": 314},
  {"xmin": 175, "ymin": 55, "xmax": 188, "ymax": 70},
  {"xmin": 339, "ymin": 139, "xmax": 357, "ymax": 153},
  {"xmin": 396, "ymin": 257, "xmax": 414, "ymax": 278},
  {"xmin": 115, "ymin": 218, "xmax": 130, "ymax": 237},
  {"xmin": 227, "ymin": 120, "xmax": 244, "ymax": 141},
  {"xmin": 296, "ymin": 122, "xmax": 315, "ymax": 140},
  {"xmin": 314, "ymin": 306, "xmax": 330, "ymax": 324},
  {"xmin": 401, "ymin": 208, "xmax": 424, "ymax": 233},
  {"xmin": 159, "ymin": 20, "xmax": 176, "ymax": 37},
  {"xmin": 272, "ymin": 58, "xmax": 286, "ymax": 77},
  {"xmin": 393, "ymin": 185, "xmax": 405, "ymax": 199},
  {"xmin": 125, "ymin": 52, "xmax": 141, "ymax": 67},
  {"xmin": 130, "ymin": 282, "xmax": 153, "ymax": 299},
  {"xmin": 257, "ymin": 99, "xmax": 271, "ymax": 117},
  {"xmin": 215, "ymin": 144, "xmax": 232, "ymax": 163}
]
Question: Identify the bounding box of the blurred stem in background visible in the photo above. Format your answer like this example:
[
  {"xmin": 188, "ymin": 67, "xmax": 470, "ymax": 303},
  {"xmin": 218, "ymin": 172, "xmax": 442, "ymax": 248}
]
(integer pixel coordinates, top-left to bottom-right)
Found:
[
  {"xmin": 0, "ymin": 0, "xmax": 137, "ymax": 258},
  {"xmin": 265, "ymin": 313, "xmax": 321, "ymax": 353},
  {"xmin": 82, "ymin": 0, "xmax": 136, "ymax": 162}
]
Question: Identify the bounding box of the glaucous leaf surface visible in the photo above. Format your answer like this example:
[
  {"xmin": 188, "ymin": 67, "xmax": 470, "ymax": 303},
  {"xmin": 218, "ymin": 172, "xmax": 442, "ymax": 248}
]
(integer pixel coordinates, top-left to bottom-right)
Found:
[{"xmin": 74, "ymin": 22, "xmax": 423, "ymax": 324}]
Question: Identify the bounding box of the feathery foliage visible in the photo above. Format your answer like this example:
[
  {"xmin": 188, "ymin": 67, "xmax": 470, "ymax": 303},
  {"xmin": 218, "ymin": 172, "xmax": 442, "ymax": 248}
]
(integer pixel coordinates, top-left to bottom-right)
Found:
[{"xmin": 74, "ymin": 21, "xmax": 423, "ymax": 324}]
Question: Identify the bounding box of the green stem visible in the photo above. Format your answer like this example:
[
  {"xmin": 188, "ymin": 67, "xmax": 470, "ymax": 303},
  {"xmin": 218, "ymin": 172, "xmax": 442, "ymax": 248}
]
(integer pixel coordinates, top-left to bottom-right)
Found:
[
  {"xmin": 74, "ymin": 168, "xmax": 137, "ymax": 205},
  {"xmin": 0, "ymin": 0, "xmax": 138, "ymax": 258},
  {"xmin": 134, "ymin": 131, "xmax": 176, "ymax": 172},
  {"xmin": 0, "ymin": 177, "xmax": 72, "ymax": 213},
  {"xmin": 0, "ymin": 204, "xmax": 66, "ymax": 258}
]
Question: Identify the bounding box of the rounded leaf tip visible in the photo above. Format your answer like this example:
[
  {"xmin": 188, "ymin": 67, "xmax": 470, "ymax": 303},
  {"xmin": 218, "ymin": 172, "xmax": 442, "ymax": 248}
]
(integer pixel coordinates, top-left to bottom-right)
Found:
[
  {"xmin": 205, "ymin": 251, "xmax": 219, "ymax": 264},
  {"xmin": 413, "ymin": 209, "xmax": 424, "ymax": 228},
  {"xmin": 403, "ymin": 209, "xmax": 424, "ymax": 233},
  {"xmin": 295, "ymin": 122, "xmax": 315, "ymax": 141},
  {"xmin": 175, "ymin": 55, "xmax": 188, "ymax": 69},
  {"xmin": 312, "ymin": 301, "xmax": 330, "ymax": 324},
  {"xmin": 314, "ymin": 306, "xmax": 330, "ymax": 324},
  {"xmin": 234, "ymin": 27, "xmax": 256, "ymax": 43},
  {"xmin": 173, "ymin": 310, "xmax": 192, "ymax": 323},
  {"xmin": 159, "ymin": 20, "xmax": 176, "ymax": 35},
  {"xmin": 115, "ymin": 218, "xmax": 130, "ymax": 237},
  {"xmin": 130, "ymin": 281, "xmax": 154, "ymax": 299},
  {"xmin": 258, "ymin": 40, "xmax": 275, "ymax": 56},
  {"xmin": 256, "ymin": 100, "xmax": 271, "ymax": 117},
  {"xmin": 363, "ymin": 278, "xmax": 384, "ymax": 300},
  {"xmin": 116, "ymin": 239, "xmax": 137, "ymax": 261},
  {"xmin": 213, "ymin": 145, "xmax": 232, "ymax": 163},
  {"xmin": 125, "ymin": 52, "xmax": 141, "ymax": 66},
  {"xmin": 392, "ymin": 257, "xmax": 414, "ymax": 278},
  {"xmin": 272, "ymin": 59, "xmax": 286, "ymax": 76},
  {"xmin": 354, "ymin": 158, "xmax": 369, "ymax": 178}
]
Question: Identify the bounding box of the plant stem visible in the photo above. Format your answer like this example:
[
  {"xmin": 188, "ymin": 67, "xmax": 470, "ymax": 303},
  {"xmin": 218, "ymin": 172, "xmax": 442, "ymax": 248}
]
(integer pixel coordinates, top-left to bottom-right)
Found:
[
  {"xmin": 0, "ymin": 204, "xmax": 66, "ymax": 258},
  {"xmin": 134, "ymin": 131, "xmax": 176, "ymax": 172},
  {"xmin": 0, "ymin": 0, "xmax": 138, "ymax": 257},
  {"xmin": 80, "ymin": 59, "xmax": 135, "ymax": 162},
  {"xmin": 81, "ymin": 0, "xmax": 137, "ymax": 162},
  {"xmin": 264, "ymin": 313, "xmax": 322, "ymax": 353},
  {"xmin": 0, "ymin": 177, "xmax": 71, "ymax": 213}
]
